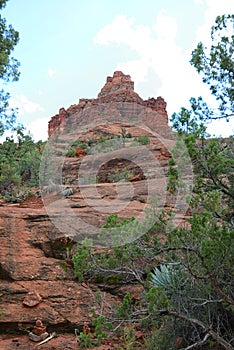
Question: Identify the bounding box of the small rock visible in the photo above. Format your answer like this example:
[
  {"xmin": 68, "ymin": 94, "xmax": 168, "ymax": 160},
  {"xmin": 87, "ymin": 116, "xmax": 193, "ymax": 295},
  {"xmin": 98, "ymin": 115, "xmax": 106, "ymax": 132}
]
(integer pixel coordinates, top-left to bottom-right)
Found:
[
  {"xmin": 23, "ymin": 291, "xmax": 42, "ymax": 307},
  {"xmin": 29, "ymin": 332, "xmax": 49, "ymax": 342}
]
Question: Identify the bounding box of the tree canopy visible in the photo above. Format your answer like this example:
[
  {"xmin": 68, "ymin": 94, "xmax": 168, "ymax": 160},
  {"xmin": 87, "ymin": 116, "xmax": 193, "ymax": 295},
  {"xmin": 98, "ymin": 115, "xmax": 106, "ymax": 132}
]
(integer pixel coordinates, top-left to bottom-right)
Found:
[
  {"xmin": 189, "ymin": 14, "xmax": 234, "ymax": 121},
  {"xmin": 0, "ymin": 0, "xmax": 20, "ymax": 135}
]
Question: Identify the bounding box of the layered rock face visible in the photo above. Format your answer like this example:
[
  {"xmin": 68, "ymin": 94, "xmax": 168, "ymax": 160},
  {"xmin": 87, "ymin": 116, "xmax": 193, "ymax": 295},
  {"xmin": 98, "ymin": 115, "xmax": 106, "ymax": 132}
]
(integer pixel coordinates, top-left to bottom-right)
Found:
[
  {"xmin": 98, "ymin": 71, "xmax": 135, "ymax": 98},
  {"xmin": 0, "ymin": 203, "xmax": 121, "ymax": 349},
  {"xmin": 0, "ymin": 72, "xmax": 188, "ymax": 349},
  {"xmin": 48, "ymin": 71, "xmax": 169, "ymax": 138}
]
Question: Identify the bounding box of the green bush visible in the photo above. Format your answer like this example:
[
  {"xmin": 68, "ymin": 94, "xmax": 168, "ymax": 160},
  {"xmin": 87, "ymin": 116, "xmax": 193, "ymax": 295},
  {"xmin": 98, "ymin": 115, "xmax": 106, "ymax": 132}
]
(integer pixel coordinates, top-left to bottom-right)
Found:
[
  {"xmin": 71, "ymin": 140, "xmax": 88, "ymax": 150},
  {"xmin": 0, "ymin": 129, "xmax": 44, "ymax": 194},
  {"xmin": 167, "ymin": 162, "xmax": 178, "ymax": 193},
  {"xmin": 117, "ymin": 292, "xmax": 133, "ymax": 319},
  {"xmin": 0, "ymin": 163, "xmax": 20, "ymax": 191},
  {"xmin": 65, "ymin": 146, "xmax": 76, "ymax": 157},
  {"xmin": 72, "ymin": 243, "xmax": 90, "ymax": 282},
  {"xmin": 77, "ymin": 332, "xmax": 92, "ymax": 349},
  {"xmin": 76, "ymin": 316, "xmax": 111, "ymax": 348},
  {"xmin": 107, "ymin": 169, "xmax": 131, "ymax": 182},
  {"xmin": 134, "ymin": 135, "xmax": 150, "ymax": 145}
]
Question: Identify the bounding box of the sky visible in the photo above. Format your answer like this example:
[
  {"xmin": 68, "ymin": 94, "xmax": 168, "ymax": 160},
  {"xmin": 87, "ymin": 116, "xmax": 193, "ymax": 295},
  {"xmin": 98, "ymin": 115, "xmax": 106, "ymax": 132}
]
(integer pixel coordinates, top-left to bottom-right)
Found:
[{"xmin": 2, "ymin": 0, "xmax": 234, "ymax": 141}]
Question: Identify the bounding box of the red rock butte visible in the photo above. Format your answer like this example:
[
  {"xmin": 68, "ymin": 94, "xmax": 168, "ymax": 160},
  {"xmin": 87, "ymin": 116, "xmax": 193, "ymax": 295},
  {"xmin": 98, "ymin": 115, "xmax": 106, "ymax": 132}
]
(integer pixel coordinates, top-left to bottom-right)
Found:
[{"xmin": 48, "ymin": 71, "xmax": 169, "ymax": 138}]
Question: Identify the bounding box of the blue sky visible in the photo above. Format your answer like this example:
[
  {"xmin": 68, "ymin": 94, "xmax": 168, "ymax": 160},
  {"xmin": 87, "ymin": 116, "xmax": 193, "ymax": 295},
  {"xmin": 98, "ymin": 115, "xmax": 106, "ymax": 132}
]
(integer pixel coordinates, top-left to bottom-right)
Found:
[{"xmin": 2, "ymin": 0, "xmax": 234, "ymax": 140}]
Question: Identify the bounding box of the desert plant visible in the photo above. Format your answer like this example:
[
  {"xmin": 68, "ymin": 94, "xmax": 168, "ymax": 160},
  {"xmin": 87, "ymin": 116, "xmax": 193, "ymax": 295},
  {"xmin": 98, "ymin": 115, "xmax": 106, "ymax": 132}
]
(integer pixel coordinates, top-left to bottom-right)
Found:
[
  {"xmin": 117, "ymin": 293, "xmax": 133, "ymax": 320},
  {"xmin": 0, "ymin": 129, "xmax": 45, "ymax": 193},
  {"xmin": 151, "ymin": 264, "xmax": 186, "ymax": 294},
  {"xmin": 77, "ymin": 332, "xmax": 93, "ymax": 349},
  {"xmin": 72, "ymin": 243, "xmax": 90, "ymax": 282},
  {"xmin": 65, "ymin": 146, "xmax": 76, "ymax": 157},
  {"xmin": 76, "ymin": 315, "xmax": 111, "ymax": 348},
  {"xmin": 107, "ymin": 169, "xmax": 131, "ymax": 182},
  {"xmin": 134, "ymin": 135, "xmax": 150, "ymax": 145},
  {"xmin": 167, "ymin": 158, "xmax": 178, "ymax": 193}
]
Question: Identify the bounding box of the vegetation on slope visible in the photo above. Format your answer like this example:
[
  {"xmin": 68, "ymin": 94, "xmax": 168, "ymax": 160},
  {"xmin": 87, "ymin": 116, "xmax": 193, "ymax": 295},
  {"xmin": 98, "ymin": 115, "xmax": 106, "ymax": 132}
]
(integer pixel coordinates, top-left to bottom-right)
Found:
[
  {"xmin": 72, "ymin": 14, "xmax": 234, "ymax": 350},
  {"xmin": 0, "ymin": 5, "xmax": 233, "ymax": 349}
]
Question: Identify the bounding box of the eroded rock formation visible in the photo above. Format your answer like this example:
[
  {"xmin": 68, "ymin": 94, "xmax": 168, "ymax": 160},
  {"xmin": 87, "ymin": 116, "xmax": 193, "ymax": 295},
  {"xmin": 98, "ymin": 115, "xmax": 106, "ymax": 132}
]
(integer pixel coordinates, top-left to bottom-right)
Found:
[
  {"xmin": 48, "ymin": 71, "xmax": 169, "ymax": 138},
  {"xmin": 0, "ymin": 72, "xmax": 186, "ymax": 349}
]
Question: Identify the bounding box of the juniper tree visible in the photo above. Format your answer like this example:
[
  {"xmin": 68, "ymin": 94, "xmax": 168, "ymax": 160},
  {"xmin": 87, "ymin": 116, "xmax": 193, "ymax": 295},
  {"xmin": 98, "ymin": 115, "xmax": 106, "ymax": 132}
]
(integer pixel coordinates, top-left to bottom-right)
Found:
[{"xmin": 0, "ymin": 0, "xmax": 20, "ymax": 135}]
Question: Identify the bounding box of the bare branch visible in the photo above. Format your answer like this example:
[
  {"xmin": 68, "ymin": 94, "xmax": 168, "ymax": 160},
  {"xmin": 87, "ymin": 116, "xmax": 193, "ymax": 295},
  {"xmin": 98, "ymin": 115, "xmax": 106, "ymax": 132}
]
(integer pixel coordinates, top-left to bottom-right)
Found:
[
  {"xmin": 157, "ymin": 245, "xmax": 234, "ymax": 306},
  {"xmin": 89, "ymin": 251, "xmax": 145, "ymax": 284},
  {"xmin": 182, "ymin": 333, "xmax": 210, "ymax": 349},
  {"xmin": 157, "ymin": 310, "xmax": 233, "ymax": 350},
  {"xmin": 189, "ymin": 297, "xmax": 223, "ymax": 307}
]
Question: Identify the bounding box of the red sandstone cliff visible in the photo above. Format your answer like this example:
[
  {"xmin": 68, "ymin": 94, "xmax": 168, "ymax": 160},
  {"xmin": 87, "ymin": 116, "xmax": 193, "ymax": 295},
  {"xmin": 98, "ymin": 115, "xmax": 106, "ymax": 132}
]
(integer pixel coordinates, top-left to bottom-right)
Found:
[
  {"xmin": 48, "ymin": 71, "xmax": 169, "ymax": 138},
  {"xmin": 0, "ymin": 72, "xmax": 181, "ymax": 349}
]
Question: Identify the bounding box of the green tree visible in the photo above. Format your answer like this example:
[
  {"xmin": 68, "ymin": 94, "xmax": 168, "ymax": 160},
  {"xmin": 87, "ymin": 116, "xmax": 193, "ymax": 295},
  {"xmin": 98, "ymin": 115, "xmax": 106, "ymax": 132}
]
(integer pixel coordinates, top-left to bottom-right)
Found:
[
  {"xmin": 160, "ymin": 14, "xmax": 234, "ymax": 349},
  {"xmin": 0, "ymin": 128, "xmax": 45, "ymax": 200},
  {"xmin": 0, "ymin": 0, "xmax": 20, "ymax": 135},
  {"xmin": 190, "ymin": 14, "xmax": 234, "ymax": 121}
]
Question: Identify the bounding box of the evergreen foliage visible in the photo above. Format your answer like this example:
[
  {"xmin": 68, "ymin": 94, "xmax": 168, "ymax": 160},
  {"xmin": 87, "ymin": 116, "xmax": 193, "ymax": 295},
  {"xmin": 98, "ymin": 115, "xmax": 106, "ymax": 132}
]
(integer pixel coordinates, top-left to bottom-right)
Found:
[
  {"xmin": 0, "ymin": 0, "xmax": 20, "ymax": 135},
  {"xmin": 0, "ymin": 128, "xmax": 45, "ymax": 201}
]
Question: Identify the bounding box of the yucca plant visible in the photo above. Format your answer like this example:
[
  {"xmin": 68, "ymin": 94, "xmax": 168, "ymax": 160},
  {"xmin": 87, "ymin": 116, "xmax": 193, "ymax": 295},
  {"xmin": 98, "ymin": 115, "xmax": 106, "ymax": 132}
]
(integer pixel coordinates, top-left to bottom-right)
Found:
[{"xmin": 151, "ymin": 264, "xmax": 185, "ymax": 294}]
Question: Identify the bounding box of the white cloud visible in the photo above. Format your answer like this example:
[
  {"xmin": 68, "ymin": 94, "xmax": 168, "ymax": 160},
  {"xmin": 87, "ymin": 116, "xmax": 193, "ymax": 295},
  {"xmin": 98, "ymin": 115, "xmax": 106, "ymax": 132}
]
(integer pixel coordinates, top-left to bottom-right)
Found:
[
  {"xmin": 94, "ymin": 15, "xmax": 136, "ymax": 46},
  {"xmin": 0, "ymin": 117, "xmax": 49, "ymax": 143},
  {"xmin": 94, "ymin": 6, "xmax": 234, "ymax": 136},
  {"xmin": 115, "ymin": 60, "xmax": 150, "ymax": 85},
  {"xmin": 207, "ymin": 119, "xmax": 234, "ymax": 138},
  {"xmin": 48, "ymin": 68, "xmax": 57, "ymax": 78},
  {"xmin": 10, "ymin": 94, "xmax": 44, "ymax": 115},
  {"xmin": 153, "ymin": 10, "xmax": 178, "ymax": 41},
  {"xmin": 27, "ymin": 118, "xmax": 49, "ymax": 141},
  {"xmin": 195, "ymin": 0, "xmax": 234, "ymax": 46},
  {"xmin": 94, "ymin": 12, "xmax": 210, "ymax": 116},
  {"xmin": 194, "ymin": 0, "xmax": 204, "ymax": 4},
  {"xmin": 7, "ymin": 95, "xmax": 48, "ymax": 141}
]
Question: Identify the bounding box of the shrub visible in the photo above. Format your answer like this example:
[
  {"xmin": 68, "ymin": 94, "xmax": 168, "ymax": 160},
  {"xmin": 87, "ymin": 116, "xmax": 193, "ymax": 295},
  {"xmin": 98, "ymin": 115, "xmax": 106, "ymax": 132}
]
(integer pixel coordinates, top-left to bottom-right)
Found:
[
  {"xmin": 72, "ymin": 243, "xmax": 90, "ymax": 282},
  {"xmin": 65, "ymin": 146, "xmax": 76, "ymax": 157},
  {"xmin": 76, "ymin": 316, "xmax": 111, "ymax": 348},
  {"xmin": 0, "ymin": 163, "xmax": 20, "ymax": 192},
  {"xmin": 134, "ymin": 135, "xmax": 150, "ymax": 145}
]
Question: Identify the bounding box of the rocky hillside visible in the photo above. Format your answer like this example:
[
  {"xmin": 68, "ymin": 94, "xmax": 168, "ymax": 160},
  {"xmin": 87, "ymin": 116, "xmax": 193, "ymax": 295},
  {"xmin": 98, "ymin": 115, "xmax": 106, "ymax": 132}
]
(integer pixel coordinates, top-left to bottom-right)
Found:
[{"xmin": 0, "ymin": 72, "xmax": 193, "ymax": 349}]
